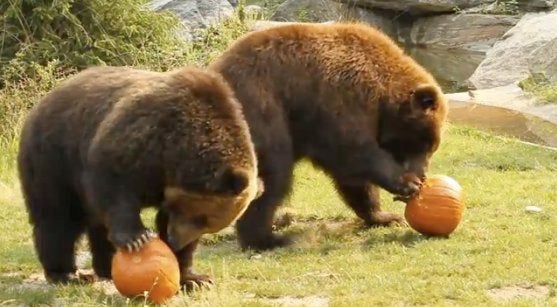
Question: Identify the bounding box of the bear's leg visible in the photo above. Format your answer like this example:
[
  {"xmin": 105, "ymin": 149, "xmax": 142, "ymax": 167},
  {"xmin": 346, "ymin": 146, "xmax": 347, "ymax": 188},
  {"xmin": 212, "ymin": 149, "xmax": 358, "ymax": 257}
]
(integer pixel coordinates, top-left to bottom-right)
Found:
[
  {"xmin": 87, "ymin": 224, "xmax": 115, "ymax": 279},
  {"xmin": 19, "ymin": 151, "xmax": 90, "ymax": 283},
  {"xmin": 155, "ymin": 210, "xmax": 212, "ymax": 291},
  {"xmin": 104, "ymin": 203, "xmax": 155, "ymax": 252},
  {"xmin": 235, "ymin": 151, "xmax": 295, "ymax": 251},
  {"xmin": 334, "ymin": 182, "xmax": 403, "ymax": 226},
  {"xmin": 84, "ymin": 174, "xmax": 155, "ymax": 252},
  {"xmin": 176, "ymin": 240, "xmax": 213, "ymax": 292},
  {"xmin": 32, "ymin": 208, "xmax": 87, "ymax": 283}
]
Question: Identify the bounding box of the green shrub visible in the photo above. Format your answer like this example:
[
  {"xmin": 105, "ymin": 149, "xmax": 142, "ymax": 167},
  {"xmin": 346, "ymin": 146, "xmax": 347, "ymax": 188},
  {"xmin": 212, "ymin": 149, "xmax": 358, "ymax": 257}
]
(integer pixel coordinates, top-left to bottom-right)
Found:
[
  {"xmin": 519, "ymin": 73, "xmax": 557, "ymax": 105},
  {"xmin": 0, "ymin": 2, "xmax": 255, "ymax": 162},
  {"xmin": 0, "ymin": 0, "xmax": 189, "ymax": 84}
]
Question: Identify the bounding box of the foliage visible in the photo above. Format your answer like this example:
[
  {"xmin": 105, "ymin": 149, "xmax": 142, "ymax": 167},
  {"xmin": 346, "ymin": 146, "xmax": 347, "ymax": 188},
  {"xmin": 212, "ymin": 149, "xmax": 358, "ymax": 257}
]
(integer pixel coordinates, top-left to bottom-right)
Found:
[
  {"xmin": 495, "ymin": 0, "xmax": 518, "ymax": 15},
  {"xmin": 0, "ymin": 0, "xmax": 188, "ymax": 85},
  {"xmin": 491, "ymin": 0, "xmax": 520, "ymax": 14},
  {"xmin": 455, "ymin": 0, "xmax": 520, "ymax": 15},
  {"xmin": 0, "ymin": 4, "xmax": 254, "ymax": 161},
  {"xmin": 245, "ymin": 0, "xmax": 287, "ymax": 18},
  {"xmin": 519, "ymin": 73, "xmax": 557, "ymax": 105}
]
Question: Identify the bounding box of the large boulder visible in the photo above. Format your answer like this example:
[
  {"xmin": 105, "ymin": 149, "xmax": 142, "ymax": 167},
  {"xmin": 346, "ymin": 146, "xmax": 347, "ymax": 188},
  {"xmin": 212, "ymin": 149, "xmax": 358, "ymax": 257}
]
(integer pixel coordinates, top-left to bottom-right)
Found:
[
  {"xmin": 271, "ymin": 0, "xmax": 344, "ymax": 22},
  {"xmin": 407, "ymin": 46, "xmax": 486, "ymax": 92},
  {"xmin": 248, "ymin": 20, "xmax": 336, "ymax": 32},
  {"xmin": 517, "ymin": 0, "xmax": 555, "ymax": 11},
  {"xmin": 342, "ymin": 6, "xmax": 399, "ymax": 37},
  {"xmin": 147, "ymin": 0, "xmax": 233, "ymax": 39},
  {"xmin": 336, "ymin": 0, "xmax": 495, "ymax": 15},
  {"xmin": 468, "ymin": 10, "xmax": 557, "ymax": 89},
  {"xmin": 446, "ymin": 84, "xmax": 557, "ymax": 131},
  {"xmin": 409, "ymin": 14, "xmax": 519, "ymax": 52},
  {"xmin": 268, "ymin": 0, "xmax": 399, "ymax": 37}
]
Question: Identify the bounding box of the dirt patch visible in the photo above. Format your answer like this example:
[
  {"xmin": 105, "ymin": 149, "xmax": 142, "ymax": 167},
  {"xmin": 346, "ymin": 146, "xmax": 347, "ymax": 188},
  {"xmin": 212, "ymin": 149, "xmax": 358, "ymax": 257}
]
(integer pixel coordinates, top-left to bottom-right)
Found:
[{"xmin": 487, "ymin": 284, "xmax": 551, "ymax": 301}]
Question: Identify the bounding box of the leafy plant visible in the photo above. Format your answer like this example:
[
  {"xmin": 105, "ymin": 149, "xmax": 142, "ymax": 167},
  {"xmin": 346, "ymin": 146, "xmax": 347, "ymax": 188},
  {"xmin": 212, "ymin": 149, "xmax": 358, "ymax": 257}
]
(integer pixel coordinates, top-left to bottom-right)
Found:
[
  {"xmin": 0, "ymin": 0, "xmax": 188, "ymax": 85},
  {"xmin": 519, "ymin": 73, "xmax": 557, "ymax": 105},
  {"xmin": 493, "ymin": 0, "xmax": 520, "ymax": 14}
]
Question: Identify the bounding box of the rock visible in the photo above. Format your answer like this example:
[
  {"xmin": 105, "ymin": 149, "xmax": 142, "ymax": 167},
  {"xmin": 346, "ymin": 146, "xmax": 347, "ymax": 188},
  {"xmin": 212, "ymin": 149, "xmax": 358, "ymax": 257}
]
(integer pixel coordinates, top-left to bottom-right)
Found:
[
  {"xmin": 446, "ymin": 84, "xmax": 557, "ymax": 125},
  {"xmin": 248, "ymin": 20, "xmax": 333, "ymax": 32},
  {"xmin": 410, "ymin": 14, "xmax": 519, "ymax": 52},
  {"xmin": 271, "ymin": 0, "xmax": 344, "ymax": 22},
  {"xmin": 528, "ymin": 41, "xmax": 557, "ymax": 85},
  {"xmin": 228, "ymin": 0, "xmax": 238, "ymax": 7},
  {"xmin": 336, "ymin": 0, "xmax": 495, "ymax": 15},
  {"xmin": 268, "ymin": 0, "xmax": 402, "ymax": 37},
  {"xmin": 518, "ymin": 0, "xmax": 555, "ymax": 11},
  {"xmin": 462, "ymin": 0, "xmax": 553, "ymax": 14},
  {"xmin": 525, "ymin": 205, "xmax": 543, "ymax": 213},
  {"xmin": 342, "ymin": 6, "xmax": 399, "ymax": 37},
  {"xmin": 406, "ymin": 46, "xmax": 486, "ymax": 92},
  {"xmin": 446, "ymin": 84, "xmax": 557, "ymax": 147},
  {"xmin": 147, "ymin": 0, "xmax": 234, "ymax": 39},
  {"xmin": 468, "ymin": 10, "xmax": 557, "ymax": 89},
  {"xmin": 249, "ymin": 20, "xmax": 300, "ymax": 31}
]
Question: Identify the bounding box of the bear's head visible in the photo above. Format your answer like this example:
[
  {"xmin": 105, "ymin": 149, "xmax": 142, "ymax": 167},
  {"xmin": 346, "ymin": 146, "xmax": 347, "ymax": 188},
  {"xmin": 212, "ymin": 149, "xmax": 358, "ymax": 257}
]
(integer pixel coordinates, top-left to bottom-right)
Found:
[
  {"xmin": 160, "ymin": 67, "xmax": 262, "ymax": 251},
  {"xmin": 378, "ymin": 83, "xmax": 448, "ymax": 179},
  {"xmin": 163, "ymin": 174, "xmax": 263, "ymax": 251}
]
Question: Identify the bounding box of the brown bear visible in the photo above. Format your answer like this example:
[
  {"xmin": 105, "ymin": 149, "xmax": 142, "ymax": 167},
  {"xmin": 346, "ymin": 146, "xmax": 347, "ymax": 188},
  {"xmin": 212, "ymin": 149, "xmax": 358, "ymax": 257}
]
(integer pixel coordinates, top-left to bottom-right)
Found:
[
  {"xmin": 17, "ymin": 65, "xmax": 261, "ymax": 289},
  {"xmin": 209, "ymin": 22, "xmax": 448, "ymax": 251}
]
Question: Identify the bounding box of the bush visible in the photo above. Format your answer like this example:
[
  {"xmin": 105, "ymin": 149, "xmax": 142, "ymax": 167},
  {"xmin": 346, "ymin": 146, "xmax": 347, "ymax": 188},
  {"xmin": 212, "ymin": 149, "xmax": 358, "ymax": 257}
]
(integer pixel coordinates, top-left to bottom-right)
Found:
[
  {"xmin": 0, "ymin": 0, "xmax": 189, "ymax": 84},
  {"xmin": 518, "ymin": 73, "xmax": 557, "ymax": 105},
  {"xmin": 0, "ymin": 2, "xmax": 254, "ymax": 155}
]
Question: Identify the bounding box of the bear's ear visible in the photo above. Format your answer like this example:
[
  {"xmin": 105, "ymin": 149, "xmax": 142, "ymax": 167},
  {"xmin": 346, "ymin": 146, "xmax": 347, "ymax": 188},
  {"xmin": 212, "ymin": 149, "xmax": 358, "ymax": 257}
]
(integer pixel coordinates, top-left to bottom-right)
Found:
[
  {"xmin": 412, "ymin": 84, "xmax": 438, "ymax": 111},
  {"xmin": 219, "ymin": 167, "xmax": 250, "ymax": 196},
  {"xmin": 164, "ymin": 186, "xmax": 187, "ymax": 206}
]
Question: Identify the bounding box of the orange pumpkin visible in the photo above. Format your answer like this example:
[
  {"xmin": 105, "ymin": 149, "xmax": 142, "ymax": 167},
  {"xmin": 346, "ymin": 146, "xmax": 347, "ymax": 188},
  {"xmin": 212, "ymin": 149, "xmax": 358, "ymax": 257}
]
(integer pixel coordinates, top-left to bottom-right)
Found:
[
  {"xmin": 404, "ymin": 174, "xmax": 464, "ymax": 237},
  {"xmin": 111, "ymin": 237, "xmax": 180, "ymax": 304}
]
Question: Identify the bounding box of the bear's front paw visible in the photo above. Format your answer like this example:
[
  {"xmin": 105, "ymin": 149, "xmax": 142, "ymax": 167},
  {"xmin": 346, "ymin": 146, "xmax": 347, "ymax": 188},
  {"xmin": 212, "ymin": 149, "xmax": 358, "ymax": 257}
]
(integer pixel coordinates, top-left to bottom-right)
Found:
[
  {"xmin": 181, "ymin": 270, "xmax": 214, "ymax": 292},
  {"xmin": 110, "ymin": 229, "xmax": 158, "ymax": 252},
  {"xmin": 392, "ymin": 173, "xmax": 422, "ymax": 201}
]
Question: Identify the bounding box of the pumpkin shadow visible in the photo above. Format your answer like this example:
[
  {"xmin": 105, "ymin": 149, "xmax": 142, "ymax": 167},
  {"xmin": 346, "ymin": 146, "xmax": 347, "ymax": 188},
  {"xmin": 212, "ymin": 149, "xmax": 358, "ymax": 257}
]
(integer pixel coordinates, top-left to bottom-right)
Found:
[{"xmin": 361, "ymin": 229, "xmax": 449, "ymax": 249}]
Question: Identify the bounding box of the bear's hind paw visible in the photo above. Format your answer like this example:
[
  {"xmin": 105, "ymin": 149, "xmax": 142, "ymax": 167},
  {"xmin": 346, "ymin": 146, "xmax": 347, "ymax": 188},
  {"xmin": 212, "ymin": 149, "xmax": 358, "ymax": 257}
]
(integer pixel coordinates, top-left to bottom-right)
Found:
[{"xmin": 181, "ymin": 271, "xmax": 214, "ymax": 292}]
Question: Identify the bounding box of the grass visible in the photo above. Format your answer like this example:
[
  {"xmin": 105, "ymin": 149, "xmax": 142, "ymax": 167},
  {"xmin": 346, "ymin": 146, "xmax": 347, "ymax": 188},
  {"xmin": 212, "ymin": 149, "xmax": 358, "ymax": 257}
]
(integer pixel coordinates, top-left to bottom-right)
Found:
[
  {"xmin": 1, "ymin": 122, "xmax": 556, "ymax": 306},
  {"xmin": 519, "ymin": 74, "xmax": 557, "ymax": 105}
]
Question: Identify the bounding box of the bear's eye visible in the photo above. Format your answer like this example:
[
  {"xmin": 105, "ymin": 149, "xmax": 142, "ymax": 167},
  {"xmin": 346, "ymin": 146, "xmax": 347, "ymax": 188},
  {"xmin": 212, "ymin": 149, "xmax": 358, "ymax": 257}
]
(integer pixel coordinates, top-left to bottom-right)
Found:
[{"xmin": 191, "ymin": 215, "xmax": 208, "ymax": 228}]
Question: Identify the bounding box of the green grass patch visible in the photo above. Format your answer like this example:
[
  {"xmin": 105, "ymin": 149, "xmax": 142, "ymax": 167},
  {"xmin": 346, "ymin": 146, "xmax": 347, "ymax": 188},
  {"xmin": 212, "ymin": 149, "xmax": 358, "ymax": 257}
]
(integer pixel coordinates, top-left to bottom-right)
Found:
[
  {"xmin": 1, "ymin": 123, "xmax": 556, "ymax": 305},
  {"xmin": 519, "ymin": 74, "xmax": 557, "ymax": 105}
]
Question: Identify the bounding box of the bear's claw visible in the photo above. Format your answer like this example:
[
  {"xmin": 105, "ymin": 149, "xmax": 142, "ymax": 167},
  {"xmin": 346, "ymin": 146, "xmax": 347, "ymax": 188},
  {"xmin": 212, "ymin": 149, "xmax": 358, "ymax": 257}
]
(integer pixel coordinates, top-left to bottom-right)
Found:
[{"xmin": 111, "ymin": 229, "xmax": 158, "ymax": 253}]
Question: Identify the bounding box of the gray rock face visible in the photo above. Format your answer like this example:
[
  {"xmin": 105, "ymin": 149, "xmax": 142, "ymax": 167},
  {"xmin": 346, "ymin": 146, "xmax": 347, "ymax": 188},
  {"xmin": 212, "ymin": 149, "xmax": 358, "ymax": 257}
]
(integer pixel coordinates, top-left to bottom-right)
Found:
[
  {"xmin": 342, "ymin": 6, "xmax": 398, "ymax": 37},
  {"xmin": 468, "ymin": 10, "xmax": 557, "ymax": 89},
  {"xmin": 518, "ymin": 0, "xmax": 555, "ymax": 11},
  {"xmin": 410, "ymin": 14, "xmax": 519, "ymax": 52},
  {"xmin": 271, "ymin": 0, "xmax": 344, "ymax": 22},
  {"xmin": 336, "ymin": 0, "xmax": 494, "ymax": 14},
  {"xmin": 148, "ymin": 0, "xmax": 233, "ymax": 39},
  {"xmin": 268, "ymin": 0, "xmax": 398, "ymax": 37}
]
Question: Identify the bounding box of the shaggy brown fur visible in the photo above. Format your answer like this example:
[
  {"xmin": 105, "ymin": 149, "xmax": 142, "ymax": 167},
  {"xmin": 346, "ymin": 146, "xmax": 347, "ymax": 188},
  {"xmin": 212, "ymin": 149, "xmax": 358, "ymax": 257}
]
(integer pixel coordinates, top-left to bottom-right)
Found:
[
  {"xmin": 17, "ymin": 66, "xmax": 260, "ymax": 289},
  {"xmin": 209, "ymin": 22, "xmax": 448, "ymax": 251}
]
